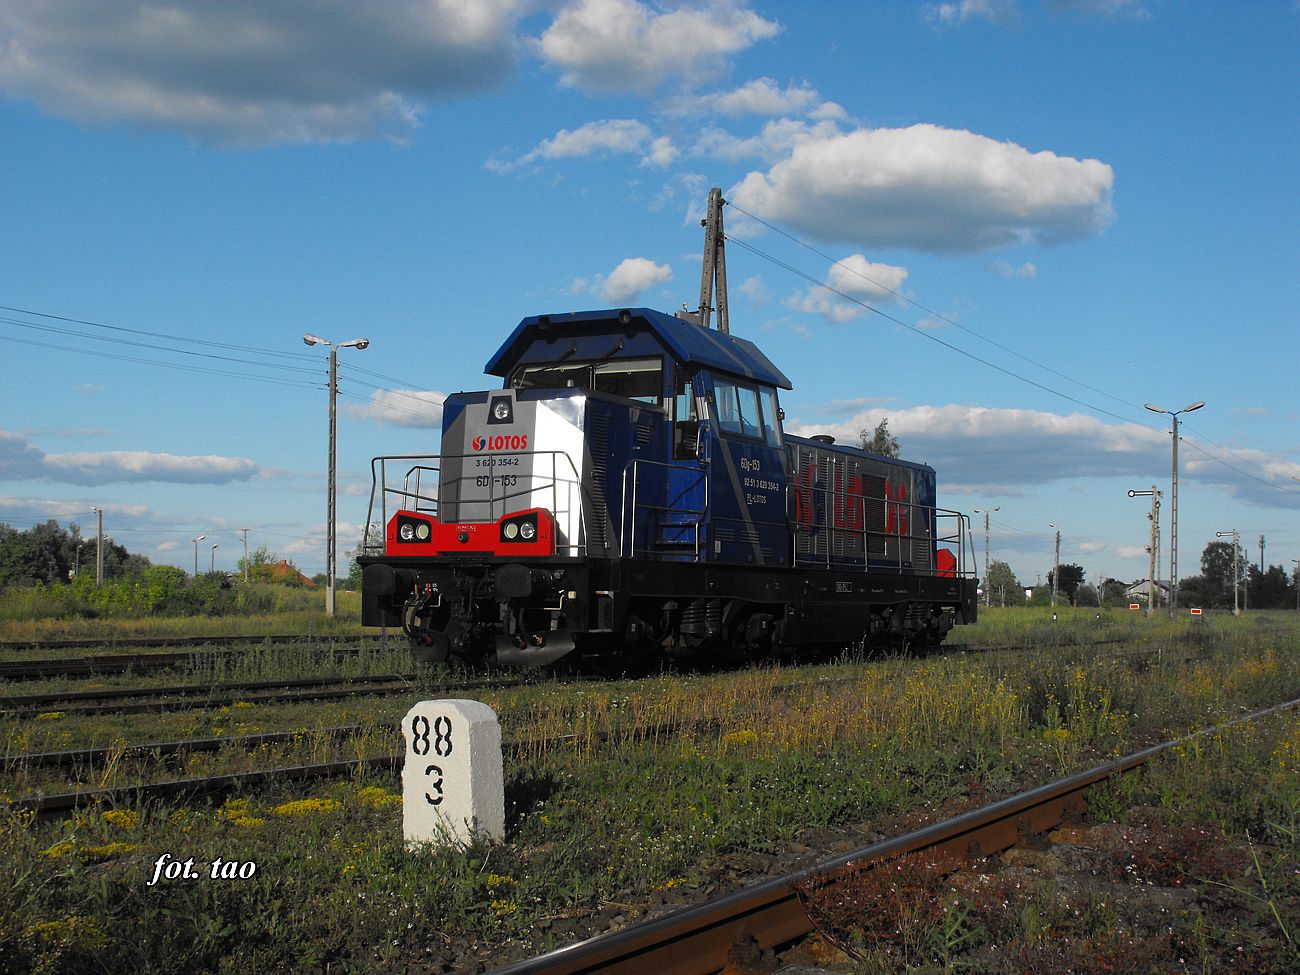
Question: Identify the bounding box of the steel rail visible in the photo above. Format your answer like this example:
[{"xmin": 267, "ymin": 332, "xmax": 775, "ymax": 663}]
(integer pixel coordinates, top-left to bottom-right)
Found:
[
  {"xmin": 11, "ymin": 722, "xmax": 688, "ymax": 818},
  {"xmin": 488, "ymin": 695, "xmax": 1300, "ymax": 975},
  {"xmin": 0, "ymin": 673, "xmax": 419, "ymax": 709},
  {"xmin": 0, "ymin": 642, "xmax": 397, "ymax": 681},
  {"xmin": 3, "ymin": 723, "xmax": 374, "ymax": 769},
  {"xmin": 0, "ymin": 633, "xmax": 386, "ymax": 652}
]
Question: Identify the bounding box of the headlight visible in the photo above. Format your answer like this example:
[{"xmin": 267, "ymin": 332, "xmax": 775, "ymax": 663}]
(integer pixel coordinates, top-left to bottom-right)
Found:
[
  {"xmin": 399, "ymin": 523, "xmax": 415, "ymax": 541},
  {"xmin": 503, "ymin": 522, "xmax": 519, "ymax": 540},
  {"xmin": 493, "ymin": 400, "xmax": 511, "ymax": 420},
  {"xmin": 519, "ymin": 521, "xmax": 536, "ymax": 540},
  {"xmin": 415, "ymin": 523, "xmax": 430, "ymax": 541}
]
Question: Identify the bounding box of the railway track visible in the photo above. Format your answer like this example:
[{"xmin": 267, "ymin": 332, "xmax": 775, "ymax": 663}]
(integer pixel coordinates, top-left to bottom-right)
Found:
[
  {"xmin": 0, "ymin": 670, "xmax": 556, "ymax": 719},
  {"xmin": 8, "ymin": 720, "xmax": 686, "ymax": 818},
  {"xmin": 487, "ymin": 695, "xmax": 1300, "ymax": 975},
  {"xmin": 0, "ymin": 633, "xmax": 383, "ymax": 652},
  {"xmin": 0, "ymin": 641, "xmax": 400, "ymax": 681}
]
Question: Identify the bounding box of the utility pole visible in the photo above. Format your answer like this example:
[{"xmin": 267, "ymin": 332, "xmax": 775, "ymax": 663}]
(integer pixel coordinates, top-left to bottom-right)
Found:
[
  {"xmin": 1259, "ymin": 534, "xmax": 1265, "ymax": 572},
  {"xmin": 303, "ymin": 333, "xmax": 369, "ymax": 617},
  {"xmin": 1216, "ymin": 529, "xmax": 1240, "ymax": 615},
  {"xmin": 973, "ymin": 506, "xmax": 998, "ymax": 607},
  {"xmin": 92, "ymin": 506, "xmax": 104, "ymax": 588},
  {"xmin": 694, "ymin": 187, "xmax": 729, "ymax": 333},
  {"xmin": 240, "ymin": 528, "xmax": 250, "ymax": 583},
  {"xmin": 1145, "ymin": 400, "xmax": 1204, "ymax": 615},
  {"xmin": 1049, "ymin": 523, "xmax": 1061, "ymax": 607},
  {"xmin": 1292, "ymin": 559, "xmax": 1299, "ymax": 612}
]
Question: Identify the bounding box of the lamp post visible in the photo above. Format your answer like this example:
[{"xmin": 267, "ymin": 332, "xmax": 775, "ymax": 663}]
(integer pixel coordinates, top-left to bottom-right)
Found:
[
  {"xmin": 192, "ymin": 535, "xmax": 205, "ymax": 577},
  {"xmin": 303, "ymin": 333, "xmax": 370, "ymax": 617},
  {"xmin": 1216, "ymin": 529, "xmax": 1240, "ymax": 615},
  {"xmin": 211, "ymin": 543, "xmax": 219, "ymax": 575},
  {"xmin": 1049, "ymin": 523, "xmax": 1060, "ymax": 607},
  {"xmin": 1145, "ymin": 400, "xmax": 1204, "ymax": 615},
  {"xmin": 973, "ymin": 506, "xmax": 999, "ymax": 607}
]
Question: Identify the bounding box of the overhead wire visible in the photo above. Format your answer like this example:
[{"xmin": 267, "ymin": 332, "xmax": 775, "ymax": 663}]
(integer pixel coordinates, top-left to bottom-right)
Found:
[
  {"xmin": 0, "ymin": 315, "xmax": 321, "ymax": 377},
  {"xmin": 0, "ymin": 334, "xmax": 322, "ymax": 389},
  {"xmin": 723, "ymin": 212, "xmax": 1300, "ymax": 499},
  {"xmin": 0, "ymin": 303, "xmax": 316, "ymax": 361},
  {"xmin": 726, "ymin": 201, "xmax": 1149, "ymax": 417},
  {"xmin": 726, "ymin": 234, "xmax": 1148, "ymax": 428}
]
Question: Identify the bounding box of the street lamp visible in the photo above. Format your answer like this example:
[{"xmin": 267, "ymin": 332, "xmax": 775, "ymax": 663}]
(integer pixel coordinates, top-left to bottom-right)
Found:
[
  {"xmin": 192, "ymin": 535, "xmax": 205, "ymax": 577},
  {"xmin": 1216, "ymin": 529, "xmax": 1240, "ymax": 615},
  {"xmin": 303, "ymin": 333, "xmax": 370, "ymax": 617},
  {"xmin": 1048, "ymin": 523, "xmax": 1061, "ymax": 607},
  {"xmin": 1145, "ymin": 400, "xmax": 1204, "ymax": 615},
  {"xmin": 211, "ymin": 543, "xmax": 219, "ymax": 575}
]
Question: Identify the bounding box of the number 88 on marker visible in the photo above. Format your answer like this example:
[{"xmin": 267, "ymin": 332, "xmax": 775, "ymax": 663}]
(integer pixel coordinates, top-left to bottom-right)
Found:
[{"xmin": 400, "ymin": 699, "xmax": 504, "ymax": 848}]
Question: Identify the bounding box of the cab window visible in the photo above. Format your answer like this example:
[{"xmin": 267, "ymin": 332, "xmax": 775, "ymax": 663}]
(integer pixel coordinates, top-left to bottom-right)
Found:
[
  {"xmin": 714, "ymin": 377, "xmax": 780, "ymax": 445},
  {"xmin": 514, "ymin": 356, "xmax": 663, "ymax": 406}
]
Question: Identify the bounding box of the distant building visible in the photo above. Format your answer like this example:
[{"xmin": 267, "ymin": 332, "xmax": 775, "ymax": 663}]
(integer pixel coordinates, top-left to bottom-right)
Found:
[
  {"xmin": 1125, "ymin": 579, "xmax": 1170, "ymax": 603},
  {"xmin": 250, "ymin": 559, "xmax": 317, "ymax": 589}
]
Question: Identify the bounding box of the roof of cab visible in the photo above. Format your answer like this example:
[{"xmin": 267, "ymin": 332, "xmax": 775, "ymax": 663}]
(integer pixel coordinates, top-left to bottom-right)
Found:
[{"xmin": 484, "ymin": 307, "xmax": 793, "ymax": 389}]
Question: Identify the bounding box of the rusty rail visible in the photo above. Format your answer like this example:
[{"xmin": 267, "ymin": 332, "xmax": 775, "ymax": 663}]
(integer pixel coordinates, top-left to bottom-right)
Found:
[{"xmin": 489, "ymin": 695, "xmax": 1300, "ymax": 975}]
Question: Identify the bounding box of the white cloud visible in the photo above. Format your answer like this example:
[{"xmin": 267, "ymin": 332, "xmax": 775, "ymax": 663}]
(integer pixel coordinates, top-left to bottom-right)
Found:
[
  {"xmin": 790, "ymin": 255, "xmax": 909, "ymax": 323},
  {"xmin": 344, "ymin": 389, "xmax": 445, "ymax": 429},
  {"xmin": 536, "ymin": 0, "xmax": 780, "ymax": 93},
  {"xmin": 0, "ymin": 494, "xmax": 151, "ymax": 522},
  {"xmin": 694, "ymin": 117, "xmax": 843, "ymax": 163},
  {"xmin": 0, "ymin": 430, "xmax": 261, "ymax": 485},
  {"xmin": 785, "ymin": 404, "xmax": 1165, "ymax": 487},
  {"xmin": 660, "ymin": 77, "xmax": 831, "ymax": 118},
  {"xmin": 738, "ymin": 275, "xmax": 771, "ymax": 305},
  {"xmin": 729, "ymin": 123, "xmax": 1115, "ymax": 253},
  {"xmin": 991, "ymin": 260, "xmax": 1038, "ymax": 279},
  {"xmin": 487, "ymin": 118, "xmax": 676, "ymax": 172},
  {"xmin": 592, "ymin": 257, "xmax": 675, "ymax": 303},
  {"xmin": 1046, "ymin": 0, "xmax": 1151, "ymax": 19},
  {"xmin": 0, "ymin": 0, "xmax": 522, "ymax": 145},
  {"xmin": 924, "ymin": 0, "xmax": 1021, "ymax": 28},
  {"xmin": 1115, "ymin": 545, "xmax": 1149, "ymax": 559}
]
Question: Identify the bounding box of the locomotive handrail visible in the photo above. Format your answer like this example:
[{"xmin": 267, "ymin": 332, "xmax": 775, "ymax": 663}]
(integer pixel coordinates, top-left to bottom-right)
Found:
[
  {"xmin": 621, "ymin": 458, "xmax": 710, "ymax": 560},
  {"xmin": 789, "ymin": 479, "xmax": 975, "ymax": 580},
  {"xmin": 364, "ymin": 451, "xmax": 592, "ymax": 557}
]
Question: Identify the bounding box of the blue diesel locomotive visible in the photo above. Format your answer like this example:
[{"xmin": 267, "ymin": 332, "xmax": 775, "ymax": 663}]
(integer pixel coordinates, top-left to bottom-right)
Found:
[{"xmin": 359, "ymin": 198, "xmax": 978, "ymax": 666}]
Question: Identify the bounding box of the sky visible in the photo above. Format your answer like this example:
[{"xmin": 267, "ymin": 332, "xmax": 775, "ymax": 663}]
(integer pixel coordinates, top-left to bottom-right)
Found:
[{"xmin": 1, "ymin": 0, "xmax": 1297, "ymax": 592}]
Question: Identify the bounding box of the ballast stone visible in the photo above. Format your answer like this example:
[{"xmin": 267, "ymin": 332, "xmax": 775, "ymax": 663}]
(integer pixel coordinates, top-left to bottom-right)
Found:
[{"xmin": 401, "ymin": 699, "xmax": 504, "ymax": 848}]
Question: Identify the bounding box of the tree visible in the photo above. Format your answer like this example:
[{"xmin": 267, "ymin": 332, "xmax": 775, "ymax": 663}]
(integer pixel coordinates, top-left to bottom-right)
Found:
[
  {"xmin": 0, "ymin": 519, "xmax": 147, "ymax": 586},
  {"xmin": 985, "ymin": 560, "xmax": 1021, "ymax": 606},
  {"xmin": 1047, "ymin": 563, "xmax": 1085, "ymax": 604},
  {"xmin": 859, "ymin": 418, "xmax": 900, "ymax": 458},
  {"xmin": 237, "ymin": 544, "xmax": 277, "ymax": 575},
  {"xmin": 346, "ymin": 524, "xmax": 384, "ymax": 591},
  {"xmin": 1199, "ymin": 540, "xmax": 1245, "ymax": 608},
  {"xmin": 1246, "ymin": 564, "xmax": 1296, "ymax": 609}
]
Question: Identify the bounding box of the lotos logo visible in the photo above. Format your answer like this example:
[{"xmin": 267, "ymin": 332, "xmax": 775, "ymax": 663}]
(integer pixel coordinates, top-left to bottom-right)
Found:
[{"xmin": 473, "ymin": 433, "xmax": 528, "ymax": 451}]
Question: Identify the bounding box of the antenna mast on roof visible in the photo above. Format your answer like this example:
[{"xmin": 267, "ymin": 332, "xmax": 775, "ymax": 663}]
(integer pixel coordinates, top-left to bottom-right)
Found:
[{"xmin": 696, "ymin": 187, "xmax": 729, "ymax": 334}]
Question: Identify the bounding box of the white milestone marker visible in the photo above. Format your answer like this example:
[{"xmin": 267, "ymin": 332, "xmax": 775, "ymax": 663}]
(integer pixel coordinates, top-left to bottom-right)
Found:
[{"xmin": 401, "ymin": 699, "xmax": 504, "ymax": 848}]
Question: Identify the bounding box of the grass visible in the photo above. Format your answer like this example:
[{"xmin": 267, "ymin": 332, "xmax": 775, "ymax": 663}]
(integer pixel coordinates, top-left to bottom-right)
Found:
[
  {"xmin": 1, "ymin": 610, "xmax": 1298, "ymax": 973},
  {"xmin": 0, "ymin": 588, "xmax": 368, "ymax": 643}
]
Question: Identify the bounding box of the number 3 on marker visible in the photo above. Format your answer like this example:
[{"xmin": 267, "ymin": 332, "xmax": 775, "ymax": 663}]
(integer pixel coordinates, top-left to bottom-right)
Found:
[{"xmin": 424, "ymin": 764, "xmax": 444, "ymax": 805}]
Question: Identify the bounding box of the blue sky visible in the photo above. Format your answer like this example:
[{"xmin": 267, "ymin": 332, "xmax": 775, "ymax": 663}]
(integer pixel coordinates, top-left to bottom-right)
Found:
[{"xmin": 1, "ymin": 0, "xmax": 1297, "ymax": 591}]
